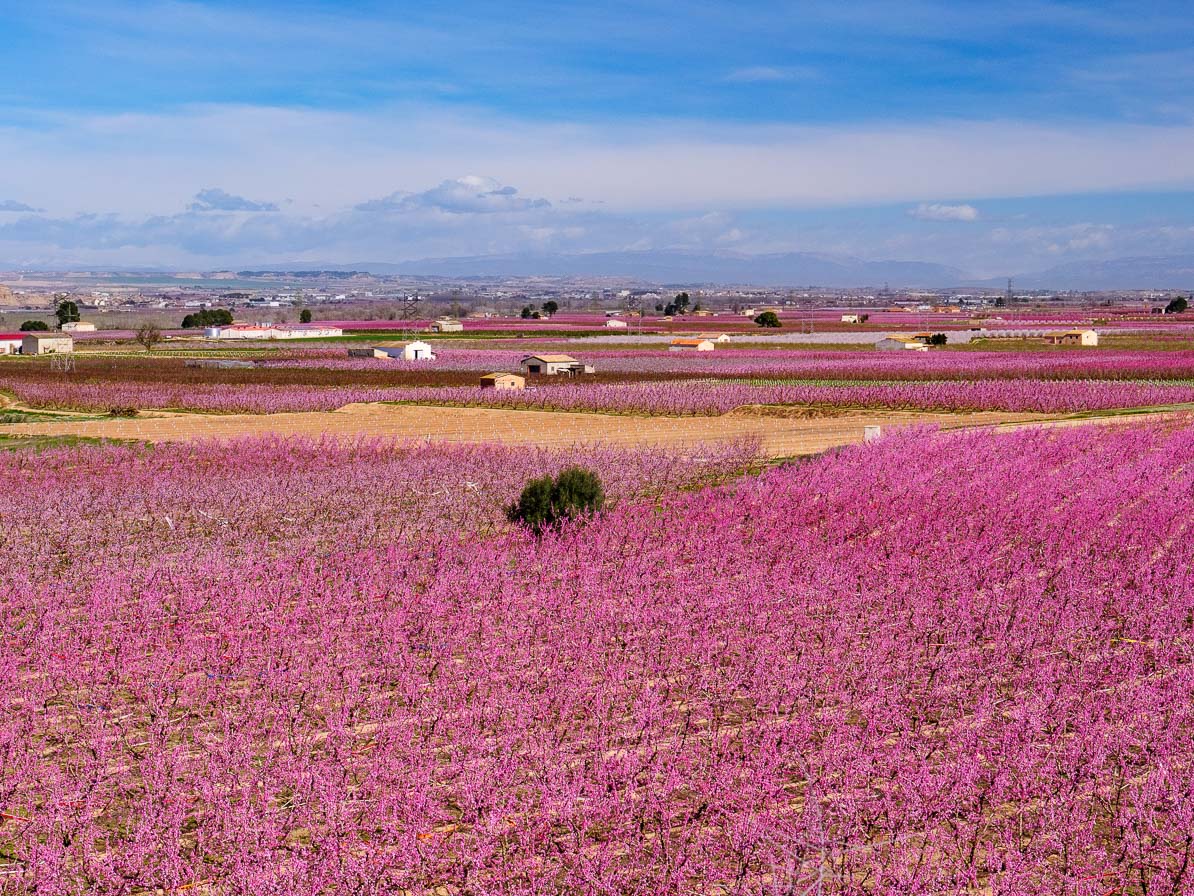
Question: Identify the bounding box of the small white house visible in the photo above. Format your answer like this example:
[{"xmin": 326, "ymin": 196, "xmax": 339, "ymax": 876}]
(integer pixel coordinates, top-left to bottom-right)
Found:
[
  {"xmin": 61, "ymin": 321, "xmax": 97, "ymax": 332},
  {"xmin": 22, "ymin": 333, "xmax": 74, "ymax": 355},
  {"xmin": 430, "ymin": 318, "xmax": 464, "ymax": 333},
  {"xmin": 841, "ymin": 314, "xmax": 868, "ymax": 324},
  {"xmin": 699, "ymin": 333, "xmax": 731, "ymax": 343},
  {"xmin": 670, "ymin": 338, "xmax": 715, "ymax": 351},
  {"xmin": 0, "ymin": 333, "xmax": 24, "ymax": 355},
  {"xmin": 605, "ymin": 319, "xmax": 628, "ymax": 329}
]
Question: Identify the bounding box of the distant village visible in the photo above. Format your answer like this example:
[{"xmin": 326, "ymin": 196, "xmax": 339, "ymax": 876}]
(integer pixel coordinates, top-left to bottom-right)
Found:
[{"xmin": 0, "ymin": 269, "xmax": 1188, "ymax": 328}]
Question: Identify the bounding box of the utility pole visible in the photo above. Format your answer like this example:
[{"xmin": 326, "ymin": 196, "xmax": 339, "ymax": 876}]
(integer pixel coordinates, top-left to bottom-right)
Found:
[{"xmin": 399, "ymin": 293, "xmax": 423, "ymax": 320}]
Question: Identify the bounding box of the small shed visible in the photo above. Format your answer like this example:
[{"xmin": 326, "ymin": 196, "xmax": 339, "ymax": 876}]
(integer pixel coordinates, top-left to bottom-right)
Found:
[
  {"xmin": 430, "ymin": 319, "xmax": 464, "ymax": 333},
  {"xmin": 669, "ymin": 338, "xmax": 715, "ymax": 351},
  {"xmin": 0, "ymin": 333, "xmax": 25, "ymax": 355},
  {"xmin": 699, "ymin": 333, "xmax": 731, "ymax": 343},
  {"xmin": 480, "ymin": 372, "xmax": 526, "ymax": 390},
  {"xmin": 1045, "ymin": 329, "xmax": 1099, "ymax": 346},
  {"xmin": 841, "ymin": 314, "xmax": 869, "ymax": 324},
  {"xmin": 605, "ymin": 319, "xmax": 628, "ymax": 329},
  {"xmin": 22, "ymin": 333, "xmax": 74, "ymax": 355},
  {"xmin": 909, "ymin": 332, "xmax": 946, "ymax": 345},
  {"xmin": 61, "ymin": 321, "xmax": 97, "ymax": 332},
  {"xmin": 875, "ymin": 335, "xmax": 929, "ymax": 352},
  {"xmin": 520, "ymin": 354, "xmax": 593, "ymax": 375}
]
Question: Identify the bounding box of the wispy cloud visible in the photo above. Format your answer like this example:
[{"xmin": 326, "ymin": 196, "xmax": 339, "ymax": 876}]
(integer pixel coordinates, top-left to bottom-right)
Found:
[
  {"xmin": 0, "ymin": 199, "xmax": 43, "ymax": 213},
  {"xmin": 908, "ymin": 202, "xmax": 980, "ymax": 222},
  {"xmin": 8, "ymin": 104, "xmax": 1194, "ymax": 219},
  {"xmin": 723, "ymin": 66, "xmax": 818, "ymax": 84},
  {"xmin": 188, "ymin": 188, "xmax": 278, "ymax": 213}
]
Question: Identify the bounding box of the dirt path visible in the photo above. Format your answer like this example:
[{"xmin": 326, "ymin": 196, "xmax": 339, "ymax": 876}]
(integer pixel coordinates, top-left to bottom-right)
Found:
[{"xmin": 0, "ymin": 402, "xmax": 1066, "ymax": 457}]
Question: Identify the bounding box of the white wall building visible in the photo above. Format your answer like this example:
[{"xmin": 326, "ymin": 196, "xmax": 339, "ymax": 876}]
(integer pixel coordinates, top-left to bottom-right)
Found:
[
  {"xmin": 22, "ymin": 333, "xmax": 74, "ymax": 355},
  {"xmin": 205, "ymin": 325, "xmax": 343, "ymax": 339},
  {"xmin": 670, "ymin": 338, "xmax": 716, "ymax": 351}
]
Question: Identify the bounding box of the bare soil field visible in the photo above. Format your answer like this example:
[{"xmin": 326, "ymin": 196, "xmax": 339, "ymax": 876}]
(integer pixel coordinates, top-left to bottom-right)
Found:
[{"xmin": 0, "ymin": 401, "xmax": 1060, "ymax": 457}]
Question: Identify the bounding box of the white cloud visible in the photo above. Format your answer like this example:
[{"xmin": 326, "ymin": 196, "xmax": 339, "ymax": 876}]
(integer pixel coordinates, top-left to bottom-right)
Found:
[{"xmin": 908, "ymin": 202, "xmax": 980, "ymax": 222}]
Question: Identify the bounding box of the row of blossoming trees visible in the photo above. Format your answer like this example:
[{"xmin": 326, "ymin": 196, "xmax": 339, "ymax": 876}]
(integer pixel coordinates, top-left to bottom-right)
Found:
[
  {"xmin": 1, "ymin": 425, "xmax": 1192, "ymax": 893},
  {"xmin": 10, "ymin": 377, "xmax": 1194, "ymax": 416}
]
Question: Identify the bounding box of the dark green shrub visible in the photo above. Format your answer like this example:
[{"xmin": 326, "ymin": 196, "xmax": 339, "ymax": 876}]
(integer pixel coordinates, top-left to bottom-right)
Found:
[
  {"xmin": 19, "ymin": 320, "xmax": 49, "ymax": 331},
  {"xmin": 506, "ymin": 466, "xmax": 605, "ymax": 535}
]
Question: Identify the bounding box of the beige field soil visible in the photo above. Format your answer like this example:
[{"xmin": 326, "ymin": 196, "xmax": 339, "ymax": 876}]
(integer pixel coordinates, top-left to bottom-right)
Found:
[{"xmin": 0, "ymin": 401, "xmax": 1069, "ymax": 457}]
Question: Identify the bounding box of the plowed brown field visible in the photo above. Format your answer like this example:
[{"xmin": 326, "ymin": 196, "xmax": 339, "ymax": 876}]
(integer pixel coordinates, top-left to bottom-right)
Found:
[{"xmin": 1, "ymin": 402, "xmax": 1055, "ymax": 457}]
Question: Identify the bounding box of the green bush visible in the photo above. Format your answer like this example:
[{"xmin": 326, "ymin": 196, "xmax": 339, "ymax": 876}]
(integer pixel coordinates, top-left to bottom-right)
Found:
[
  {"xmin": 506, "ymin": 466, "xmax": 605, "ymax": 535},
  {"xmin": 182, "ymin": 308, "xmax": 234, "ymax": 329},
  {"xmin": 19, "ymin": 320, "xmax": 49, "ymax": 331},
  {"xmin": 754, "ymin": 311, "xmax": 781, "ymax": 328}
]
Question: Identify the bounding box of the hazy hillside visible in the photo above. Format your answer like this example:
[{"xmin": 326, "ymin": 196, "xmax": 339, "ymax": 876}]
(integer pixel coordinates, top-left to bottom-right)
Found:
[{"xmin": 354, "ymin": 250, "xmax": 967, "ymax": 287}]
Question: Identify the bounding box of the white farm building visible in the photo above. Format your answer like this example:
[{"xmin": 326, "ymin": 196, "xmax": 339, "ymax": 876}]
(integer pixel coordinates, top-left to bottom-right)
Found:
[{"xmin": 520, "ymin": 354, "xmax": 594, "ymax": 376}]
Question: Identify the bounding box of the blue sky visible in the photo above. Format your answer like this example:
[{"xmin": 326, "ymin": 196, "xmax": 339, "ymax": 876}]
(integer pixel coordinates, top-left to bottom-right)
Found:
[{"xmin": 1, "ymin": 1, "xmax": 1193, "ymax": 274}]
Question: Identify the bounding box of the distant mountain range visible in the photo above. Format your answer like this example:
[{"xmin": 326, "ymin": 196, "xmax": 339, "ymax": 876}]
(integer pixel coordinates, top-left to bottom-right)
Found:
[
  {"xmin": 5, "ymin": 251, "xmax": 1194, "ymax": 290},
  {"xmin": 997, "ymin": 255, "xmax": 1194, "ymax": 291},
  {"xmin": 354, "ymin": 250, "xmax": 966, "ymax": 288},
  {"xmin": 350, "ymin": 250, "xmax": 1194, "ymax": 290}
]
